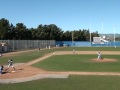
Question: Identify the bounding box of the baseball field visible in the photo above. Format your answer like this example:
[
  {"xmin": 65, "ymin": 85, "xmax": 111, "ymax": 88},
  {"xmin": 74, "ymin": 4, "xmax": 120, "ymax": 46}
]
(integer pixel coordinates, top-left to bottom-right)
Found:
[{"xmin": 0, "ymin": 47, "xmax": 120, "ymax": 90}]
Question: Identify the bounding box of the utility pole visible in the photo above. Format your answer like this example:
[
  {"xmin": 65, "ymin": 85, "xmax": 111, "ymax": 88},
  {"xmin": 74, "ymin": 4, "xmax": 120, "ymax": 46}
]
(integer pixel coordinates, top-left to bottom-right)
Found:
[
  {"xmin": 72, "ymin": 31, "xmax": 74, "ymax": 46},
  {"xmin": 114, "ymin": 24, "xmax": 116, "ymax": 47},
  {"xmin": 90, "ymin": 21, "xmax": 91, "ymax": 42}
]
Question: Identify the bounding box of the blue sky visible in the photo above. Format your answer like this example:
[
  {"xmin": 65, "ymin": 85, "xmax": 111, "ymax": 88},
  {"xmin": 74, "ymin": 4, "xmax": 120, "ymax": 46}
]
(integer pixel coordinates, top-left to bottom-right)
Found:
[{"xmin": 0, "ymin": 0, "xmax": 120, "ymax": 34}]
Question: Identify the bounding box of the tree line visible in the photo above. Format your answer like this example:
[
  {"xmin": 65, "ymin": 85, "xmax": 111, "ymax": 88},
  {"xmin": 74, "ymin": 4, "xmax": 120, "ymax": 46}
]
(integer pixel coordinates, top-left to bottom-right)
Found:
[{"xmin": 0, "ymin": 18, "xmax": 99, "ymax": 41}]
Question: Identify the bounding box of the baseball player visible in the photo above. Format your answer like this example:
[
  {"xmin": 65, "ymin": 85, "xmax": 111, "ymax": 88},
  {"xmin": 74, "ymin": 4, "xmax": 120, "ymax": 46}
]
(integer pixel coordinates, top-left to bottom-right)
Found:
[
  {"xmin": 97, "ymin": 52, "xmax": 102, "ymax": 60},
  {"xmin": 0, "ymin": 65, "xmax": 3, "ymax": 75},
  {"xmin": 7, "ymin": 59, "xmax": 15, "ymax": 71},
  {"xmin": 73, "ymin": 49, "xmax": 75, "ymax": 54}
]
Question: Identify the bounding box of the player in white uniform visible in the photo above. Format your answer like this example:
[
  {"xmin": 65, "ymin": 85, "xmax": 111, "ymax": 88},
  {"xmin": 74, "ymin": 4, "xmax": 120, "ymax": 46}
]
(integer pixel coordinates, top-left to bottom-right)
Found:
[
  {"xmin": 7, "ymin": 59, "xmax": 15, "ymax": 71},
  {"xmin": 97, "ymin": 52, "xmax": 102, "ymax": 60},
  {"xmin": 73, "ymin": 49, "xmax": 75, "ymax": 54}
]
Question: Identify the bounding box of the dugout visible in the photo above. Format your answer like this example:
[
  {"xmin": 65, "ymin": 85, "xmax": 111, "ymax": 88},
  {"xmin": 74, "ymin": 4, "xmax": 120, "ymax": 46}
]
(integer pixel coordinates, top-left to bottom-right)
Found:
[
  {"xmin": 0, "ymin": 44, "xmax": 2, "ymax": 53},
  {"xmin": 1, "ymin": 43, "xmax": 10, "ymax": 52}
]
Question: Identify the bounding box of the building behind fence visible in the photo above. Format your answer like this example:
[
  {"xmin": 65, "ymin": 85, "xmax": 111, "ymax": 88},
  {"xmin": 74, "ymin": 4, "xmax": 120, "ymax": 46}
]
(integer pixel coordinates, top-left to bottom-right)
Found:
[{"xmin": 0, "ymin": 40, "xmax": 55, "ymax": 53}]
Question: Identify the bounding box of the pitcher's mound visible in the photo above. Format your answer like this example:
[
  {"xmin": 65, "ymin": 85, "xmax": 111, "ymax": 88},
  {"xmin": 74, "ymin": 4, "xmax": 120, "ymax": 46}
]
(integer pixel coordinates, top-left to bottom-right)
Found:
[{"xmin": 92, "ymin": 58, "xmax": 117, "ymax": 62}]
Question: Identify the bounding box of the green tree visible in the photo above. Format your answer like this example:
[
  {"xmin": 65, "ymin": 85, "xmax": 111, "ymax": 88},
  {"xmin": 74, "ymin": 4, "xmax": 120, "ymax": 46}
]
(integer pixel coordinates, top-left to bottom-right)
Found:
[
  {"xmin": 15, "ymin": 23, "xmax": 28, "ymax": 39},
  {"xmin": 36, "ymin": 24, "xmax": 63, "ymax": 40},
  {"xmin": 0, "ymin": 18, "xmax": 11, "ymax": 39},
  {"xmin": 63, "ymin": 31, "xmax": 72, "ymax": 41},
  {"xmin": 7, "ymin": 23, "xmax": 15, "ymax": 39},
  {"xmin": 47, "ymin": 24, "xmax": 63, "ymax": 40}
]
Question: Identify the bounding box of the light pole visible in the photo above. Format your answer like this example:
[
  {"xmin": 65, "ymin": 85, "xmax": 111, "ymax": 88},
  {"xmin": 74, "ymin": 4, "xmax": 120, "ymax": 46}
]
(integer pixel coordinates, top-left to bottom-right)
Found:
[
  {"xmin": 89, "ymin": 21, "xmax": 91, "ymax": 42},
  {"xmin": 72, "ymin": 31, "xmax": 74, "ymax": 46},
  {"xmin": 102, "ymin": 18, "xmax": 103, "ymax": 35},
  {"xmin": 114, "ymin": 24, "xmax": 116, "ymax": 47}
]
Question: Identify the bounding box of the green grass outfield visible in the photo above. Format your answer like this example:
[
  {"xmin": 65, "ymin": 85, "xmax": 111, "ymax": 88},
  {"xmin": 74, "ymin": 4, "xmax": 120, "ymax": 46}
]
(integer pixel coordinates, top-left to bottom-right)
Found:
[
  {"xmin": 1, "ymin": 47, "xmax": 120, "ymax": 90},
  {"xmin": 62, "ymin": 47, "xmax": 120, "ymax": 51},
  {"xmin": 1, "ymin": 47, "xmax": 119, "ymax": 65},
  {"xmin": 1, "ymin": 75, "xmax": 120, "ymax": 90},
  {"xmin": 0, "ymin": 47, "xmax": 120, "ymax": 63}
]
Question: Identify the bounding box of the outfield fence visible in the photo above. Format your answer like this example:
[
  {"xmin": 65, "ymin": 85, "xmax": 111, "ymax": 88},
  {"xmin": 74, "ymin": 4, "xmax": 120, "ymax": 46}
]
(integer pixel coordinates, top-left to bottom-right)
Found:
[
  {"xmin": 1, "ymin": 40, "xmax": 120, "ymax": 53},
  {"xmin": 0, "ymin": 40, "xmax": 55, "ymax": 53},
  {"xmin": 56, "ymin": 41, "xmax": 120, "ymax": 47}
]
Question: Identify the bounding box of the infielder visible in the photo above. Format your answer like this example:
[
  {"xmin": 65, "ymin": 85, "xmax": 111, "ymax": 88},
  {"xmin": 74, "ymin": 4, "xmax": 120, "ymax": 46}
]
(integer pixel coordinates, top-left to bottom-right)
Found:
[{"xmin": 73, "ymin": 49, "xmax": 75, "ymax": 54}]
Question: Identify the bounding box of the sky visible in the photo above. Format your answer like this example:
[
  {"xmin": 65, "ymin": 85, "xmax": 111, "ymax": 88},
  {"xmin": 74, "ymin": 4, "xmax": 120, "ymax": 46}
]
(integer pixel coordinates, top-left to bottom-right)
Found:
[{"xmin": 0, "ymin": 0, "xmax": 120, "ymax": 34}]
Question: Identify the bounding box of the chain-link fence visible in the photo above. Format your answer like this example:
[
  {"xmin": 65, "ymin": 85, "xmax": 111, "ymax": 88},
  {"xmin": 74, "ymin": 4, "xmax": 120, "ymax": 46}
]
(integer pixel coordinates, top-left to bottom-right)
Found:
[{"xmin": 0, "ymin": 40, "xmax": 55, "ymax": 52}]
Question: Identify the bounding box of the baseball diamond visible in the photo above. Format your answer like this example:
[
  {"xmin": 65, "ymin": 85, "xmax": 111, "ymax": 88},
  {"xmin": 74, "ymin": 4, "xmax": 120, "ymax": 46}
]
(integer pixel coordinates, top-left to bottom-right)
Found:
[{"xmin": 0, "ymin": 47, "xmax": 120, "ymax": 83}]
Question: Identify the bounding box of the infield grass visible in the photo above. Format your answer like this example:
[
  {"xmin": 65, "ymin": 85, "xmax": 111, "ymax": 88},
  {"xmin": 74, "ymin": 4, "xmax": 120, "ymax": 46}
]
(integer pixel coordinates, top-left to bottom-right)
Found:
[{"xmin": 33, "ymin": 54, "xmax": 120, "ymax": 72}]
